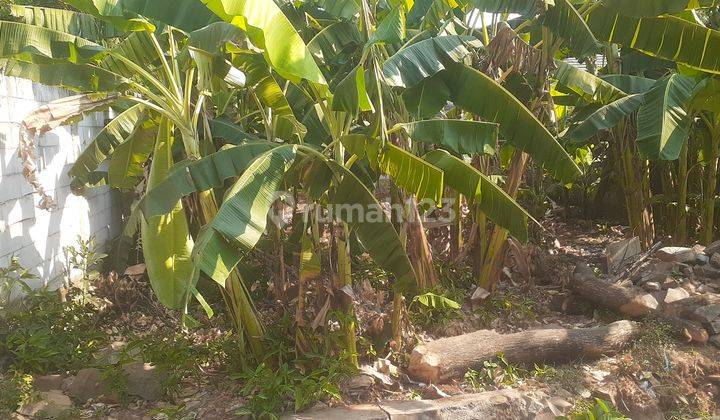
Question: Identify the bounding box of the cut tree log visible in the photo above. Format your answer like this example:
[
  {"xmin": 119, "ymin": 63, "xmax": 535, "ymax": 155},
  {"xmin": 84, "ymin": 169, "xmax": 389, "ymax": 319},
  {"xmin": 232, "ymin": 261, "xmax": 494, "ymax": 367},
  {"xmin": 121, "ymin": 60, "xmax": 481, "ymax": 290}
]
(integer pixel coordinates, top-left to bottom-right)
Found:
[
  {"xmin": 571, "ymin": 264, "xmax": 659, "ymax": 316},
  {"xmin": 571, "ymin": 264, "xmax": 711, "ymax": 343},
  {"xmin": 408, "ymin": 320, "xmax": 640, "ymax": 384}
]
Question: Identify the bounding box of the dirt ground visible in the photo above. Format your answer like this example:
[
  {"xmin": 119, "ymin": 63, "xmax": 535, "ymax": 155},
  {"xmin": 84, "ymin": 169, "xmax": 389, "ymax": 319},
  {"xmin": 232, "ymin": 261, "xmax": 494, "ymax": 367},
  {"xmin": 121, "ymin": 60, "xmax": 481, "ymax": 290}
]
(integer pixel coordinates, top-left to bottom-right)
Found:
[{"xmin": 10, "ymin": 216, "xmax": 720, "ymax": 419}]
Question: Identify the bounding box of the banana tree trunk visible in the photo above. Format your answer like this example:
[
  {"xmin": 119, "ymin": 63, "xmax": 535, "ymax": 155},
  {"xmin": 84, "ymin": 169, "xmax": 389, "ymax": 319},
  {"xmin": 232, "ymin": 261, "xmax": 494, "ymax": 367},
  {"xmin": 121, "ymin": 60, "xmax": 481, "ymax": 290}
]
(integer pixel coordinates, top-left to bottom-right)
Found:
[
  {"xmin": 405, "ymin": 196, "xmax": 438, "ymax": 290},
  {"xmin": 703, "ymin": 123, "xmax": 719, "ymax": 244},
  {"xmin": 336, "ymin": 222, "xmax": 358, "ymax": 368},
  {"xmin": 677, "ymin": 141, "xmax": 689, "ymax": 244},
  {"xmin": 478, "ymin": 151, "xmax": 529, "ymax": 290}
]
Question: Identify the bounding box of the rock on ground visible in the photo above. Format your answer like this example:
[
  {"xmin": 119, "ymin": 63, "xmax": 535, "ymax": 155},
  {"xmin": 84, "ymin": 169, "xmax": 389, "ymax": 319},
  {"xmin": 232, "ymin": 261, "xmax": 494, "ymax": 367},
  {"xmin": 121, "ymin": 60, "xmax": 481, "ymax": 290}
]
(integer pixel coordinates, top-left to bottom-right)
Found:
[{"xmin": 17, "ymin": 390, "xmax": 73, "ymax": 418}]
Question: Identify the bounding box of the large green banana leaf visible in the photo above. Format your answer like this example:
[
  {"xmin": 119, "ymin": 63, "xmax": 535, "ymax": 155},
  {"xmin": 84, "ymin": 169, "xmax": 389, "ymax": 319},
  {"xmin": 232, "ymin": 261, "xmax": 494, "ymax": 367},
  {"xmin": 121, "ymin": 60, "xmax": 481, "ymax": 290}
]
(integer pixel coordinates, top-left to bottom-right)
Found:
[
  {"xmin": 211, "ymin": 145, "xmax": 298, "ymax": 249},
  {"xmin": 601, "ymin": 75, "xmax": 656, "ymax": 95},
  {"xmin": 232, "ymin": 52, "xmax": 307, "ymax": 141},
  {"xmin": 379, "ymin": 142, "xmax": 444, "ymax": 203},
  {"xmin": 68, "ymin": 104, "xmax": 146, "ymax": 186},
  {"xmin": 200, "ymin": 0, "xmax": 327, "ymax": 86},
  {"xmin": 142, "ymin": 142, "xmax": 277, "ymax": 218},
  {"xmin": 424, "ymin": 150, "xmax": 534, "ymax": 242},
  {"xmin": 193, "ymin": 226, "xmax": 243, "ymax": 287},
  {"xmin": 637, "ymin": 74, "xmax": 699, "ymax": 160},
  {"xmin": 98, "ymin": 31, "xmax": 160, "ymax": 79},
  {"xmin": 120, "ymin": 0, "xmax": 221, "ymax": 32},
  {"xmin": 543, "ymin": 0, "xmax": 600, "ymax": 58},
  {"xmin": 586, "ymin": 5, "xmax": 720, "ymax": 74},
  {"xmin": 554, "ymin": 60, "xmax": 627, "ymax": 104},
  {"xmin": 0, "ymin": 59, "xmax": 126, "ymax": 92},
  {"xmin": 9, "ymin": 5, "xmax": 125, "ymax": 41},
  {"xmin": 208, "ymin": 118, "xmax": 262, "ymax": 143},
  {"xmin": 401, "ymin": 73, "xmax": 451, "ymax": 118},
  {"xmin": 108, "ymin": 116, "xmax": 157, "ymax": 189},
  {"xmin": 326, "ymin": 160, "xmax": 417, "ymax": 293},
  {"xmin": 0, "ymin": 21, "xmax": 104, "ymax": 63},
  {"xmin": 443, "ymin": 63, "xmax": 582, "ymax": 182},
  {"xmin": 563, "ymin": 94, "xmax": 645, "ymax": 143},
  {"xmin": 601, "ymin": 0, "xmax": 720, "ymax": 18},
  {"xmin": 307, "ymin": 21, "xmax": 363, "ymax": 61},
  {"xmin": 331, "ymin": 65, "xmax": 373, "ymax": 116},
  {"xmin": 382, "ymin": 35, "xmax": 481, "ymax": 88},
  {"xmin": 60, "ymin": 0, "xmax": 155, "ymax": 32},
  {"xmin": 467, "ymin": 0, "xmax": 545, "ymax": 15},
  {"xmin": 394, "ymin": 119, "xmax": 499, "ymax": 155},
  {"xmin": 691, "ymin": 77, "xmax": 720, "ymax": 113},
  {"xmin": 141, "ymin": 119, "xmax": 196, "ymax": 309},
  {"xmin": 407, "ymin": 0, "xmax": 456, "ymax": 28},
  {"xmin": 368, "ymin": 6, "xmax": 406, "ymax": 45}
]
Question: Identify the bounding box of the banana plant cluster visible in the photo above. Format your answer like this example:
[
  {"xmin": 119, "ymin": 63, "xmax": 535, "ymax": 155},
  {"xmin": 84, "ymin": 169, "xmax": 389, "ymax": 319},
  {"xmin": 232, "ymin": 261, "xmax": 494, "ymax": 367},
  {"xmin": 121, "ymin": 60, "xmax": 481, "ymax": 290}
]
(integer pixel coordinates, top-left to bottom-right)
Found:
[{"xmin": 5, "ymin": 0, "xmax": 719, "ymax": 369}]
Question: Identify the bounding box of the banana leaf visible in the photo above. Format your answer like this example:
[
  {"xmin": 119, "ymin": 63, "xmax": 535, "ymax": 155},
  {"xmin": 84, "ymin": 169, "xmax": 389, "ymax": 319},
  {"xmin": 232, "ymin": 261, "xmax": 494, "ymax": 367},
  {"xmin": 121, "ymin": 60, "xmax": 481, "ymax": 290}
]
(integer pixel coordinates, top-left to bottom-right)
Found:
[
  {"xmin": 69, "ymin": 104, "xmax": 146, "ymax": 186},
  {"xmin": 141, "ymin": 118, "xmax": 196, "ymax": 309},
  {"xmin": 587, "ymin": 5, "xmax": 720, "ymax": 74},
  {"xmin": 543, "ymin": 0, "xmax": 600, "ymax": 58},
  {"xmin": 394, "ymin": 119, "xmax": 499, "ymax": 155},
  {"xmin": 601, "ymin": 75, "xmax": 656, "ymax": 94},
  {"xmin": 142, "ymin": 142, "xmax": 278, "ymax": 218},
  {"xmin": 563, "ymin": 94, "xmax": 645, "ymax": 143},
  {"xmin": 636, "ymin": 74, "xmax": 699, "ymax": 160},
  {"xmin": 601, "ymin": 0, "xmax": 720, "ymax": 18},
  {"xmin": 9, "ymin": 5, "xmax": 125, "ymax": 41},
  {"xmin": 554, "ymin": 60, "xmax": 627, "ymax": 104},
  {"xmin": 0, "ymin": 59, "xmax": 127, "ymax": 93},
  {"xmin": 108, "ymin": 116, "xmax": 157, "ymax": 189},
  {"xmin": 443, "ymin": 63, "xmax": 582, "ymax": 182},
  {"xmin": 382, "ymin": 35, "xmax": 481, "ymax": 88},
  {"xmin": 200, "ymin": 0, "xmax": 327, "ymax": 86},
  {"xmin": 424, "ymin": 150, "xmax": 534, "ymax": 242}
]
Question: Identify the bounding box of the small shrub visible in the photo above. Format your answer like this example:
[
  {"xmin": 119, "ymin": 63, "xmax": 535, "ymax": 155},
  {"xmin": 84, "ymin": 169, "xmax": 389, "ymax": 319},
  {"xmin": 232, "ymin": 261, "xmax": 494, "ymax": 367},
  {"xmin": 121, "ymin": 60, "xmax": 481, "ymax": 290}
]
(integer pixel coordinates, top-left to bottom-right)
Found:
[
  {"xmin": 0, "ymin": 372, "xmax": 35, "ymax": 416},
  {"xmin": 565, "ymin": 398, "xmax": 628, "ymax": 420}
]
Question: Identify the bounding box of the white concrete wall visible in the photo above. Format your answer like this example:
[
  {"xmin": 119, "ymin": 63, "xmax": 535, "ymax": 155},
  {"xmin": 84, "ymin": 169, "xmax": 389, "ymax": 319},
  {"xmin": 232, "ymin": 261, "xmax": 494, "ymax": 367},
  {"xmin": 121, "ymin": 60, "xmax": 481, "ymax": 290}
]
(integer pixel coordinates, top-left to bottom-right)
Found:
[{"xmin": 0, "ymin": 75, "xmax": 120, "ymax": 291}]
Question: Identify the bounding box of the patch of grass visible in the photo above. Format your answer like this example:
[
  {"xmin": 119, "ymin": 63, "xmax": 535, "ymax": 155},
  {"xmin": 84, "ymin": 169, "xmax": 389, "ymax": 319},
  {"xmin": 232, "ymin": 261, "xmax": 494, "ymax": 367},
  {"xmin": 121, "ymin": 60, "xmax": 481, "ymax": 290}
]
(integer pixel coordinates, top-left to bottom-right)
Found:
[
  {"xmin": 2, "ymin": 287, "xmax": 107, "ymax": 374},
  {"xmin": 630, "ymin": 320, "xmax": 674, "ymax": 371},
  {"xmin": 0, "ymin": 372, "xmax": 35, "ymax": 416},
  {"xmin": 564, "ymin": 398, "xmax": 628, "ymax": 420},
  {"xmin": 538, "ymin": 364, "xmax": 586, "ymax": 393},
  {"xmin": 463, "ymin": 353, "xmax": 526, "ymax": 390}
]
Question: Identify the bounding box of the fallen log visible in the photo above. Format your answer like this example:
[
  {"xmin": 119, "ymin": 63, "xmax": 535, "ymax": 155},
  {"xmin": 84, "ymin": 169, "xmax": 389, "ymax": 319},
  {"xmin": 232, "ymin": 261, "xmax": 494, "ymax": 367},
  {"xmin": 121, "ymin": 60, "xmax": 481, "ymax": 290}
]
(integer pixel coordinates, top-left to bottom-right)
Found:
[
  {"xmin": 408, "ymin": 320, "xmax": 640, "ymax": 384},
  {"xmin": 570, "ymin": 264, "xmax": 710, "ymax": 343},
  {"xmin": 570, "ymin": 264, "xmax": 658, "ymax": 316}
]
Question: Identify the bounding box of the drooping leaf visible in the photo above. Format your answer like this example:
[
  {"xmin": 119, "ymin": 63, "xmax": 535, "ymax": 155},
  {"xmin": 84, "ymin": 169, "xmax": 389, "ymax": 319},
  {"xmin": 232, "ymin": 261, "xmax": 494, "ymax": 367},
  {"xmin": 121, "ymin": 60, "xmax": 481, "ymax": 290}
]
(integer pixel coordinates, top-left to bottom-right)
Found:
[
  {"xmin": 636, "ymin": 74, "xmax": 699, "ymax": 160},
  {"xmin": 601, "ymin": 0, "xmax": 720, "ymax": 18},
  {"xmin": 60, "ymin": 0, "xmax": 156, "ymax": 32},
  {"xmin": 381, "ymin": 35, "xmax": 481, "ymax": 88},
  {"xmin": 0, "ymin": 21, "xmax": 104, "ymax": 63},
  {"xmin": 211, "ymin": 145, "xmax": 298, "ymax": 249},
  {"xmin": 394, "ymin": 119, "xmax": 499, "ymax": 155},
  {"xmin": 208, "ymin": 118, "xmax": 262, "ymax": 143},
  {"xmin": 424, "ymin": 150, "xmax": 534, "ymax": 242},
  {"xmin": 691, "ymin": 76, "xmax": 720, "ymax": 113},
  {"xmin": 141, "ymin": 118, "xmax": 195, "ymax": 309},
  {"xmin": 193, "ymin": 226, "xmax": 243, "ymax": 287},
  {"xmin": 368, "ymin": 6, "xmax": 406, "ymax": 45},
  {"xmin": 412, "ymin": 292, "xmax": 460, "ymax": 309},
  {"xmin": 554, "ymin": 60, "xmax": 627, "ymax": 104},
  {"xmin": 307, "ymin": 21, "xmax": 363, "ymax": 61},
  {"xmin": 331, "ymin": 65, "xmax": 373, "ymax": 115},
  {"xmin": 543, "ymin": 0, "xmax": 600, "ymax": 58},
  {"xmin": 467, "ymin": 0, "xmax": 545, "ymax": 15},
  {"xmin": 443, "ymin": 63, "xmax": 582, "ymax": 182},
  {"xmin": 378, "ymin": 141, "xmax": 444, "ymax": 203},
  {"xmin": 233, "ymin": 51, "xmax": 307, "ymax": 141},
  {"xmin": 69, "ymin": 104, "xmax": 146, "ymax": 186},
  {"xmin": 121, "ymin": 0, "xmax": 221, "ymax": 32},
  {"xmin": 326, "ymin": 160, "xmax": 417, "ymax": 293},
  {"xmin": 200, "ymin": 0, "xmax": 327, "ymax": 86},
  {"xmin": 9, "ymin": 5, "xmax": 125, "ymax": 41},
  {"xmin": 142, "ymin": 142, "xmax": 278, "ymax": 218},
  {"xmin": 108, "ymin": 116, "xmax": 157, "ymax": 189},
  {"xmin": 401, "ymin": 73, "xmax": 450, "ymax": 118},
  {"xmin": 587, "ymin": 5, "xmax": 720, "ymax": 74},
  {"xmin": 563, "ymin": 94, "xmax": 645, "ymax": 143},
  {"xmin": 601, "ymin": 75, "xmax": 656, "ymax": 94},
  {"xmin": 0, "ymin": 59, "xmax": 126, "ymax": 93}
]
